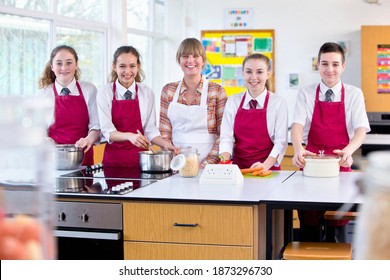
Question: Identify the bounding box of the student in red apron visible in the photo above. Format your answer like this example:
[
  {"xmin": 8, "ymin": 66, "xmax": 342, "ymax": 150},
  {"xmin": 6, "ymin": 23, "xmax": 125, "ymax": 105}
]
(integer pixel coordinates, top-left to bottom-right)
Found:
[
  {"xmin": 159, "ymin": 38, "xmax": 227, "ymax": 167},
  {"xmin": 97, "ymin": 46, "xmax": 177, "ymax": 168},
  {"xmin": 38, "ymin": 45, "xmax": 100, "ymax": 166},
  {"xmin": 219, "ymin": 53, "xmax": 288, "ymax": 171},
  {"xmin": 291, "ymin": 42, "xmax": 370, "ymax": 242}
]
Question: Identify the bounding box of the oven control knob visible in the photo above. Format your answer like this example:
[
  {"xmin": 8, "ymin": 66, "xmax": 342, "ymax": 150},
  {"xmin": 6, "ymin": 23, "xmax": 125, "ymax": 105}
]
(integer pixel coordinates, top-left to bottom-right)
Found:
[
  {"xmin": 58, "ymin": 211, "xmax": 67, "ymax": 221},
  {"xmin": 81, "ymin": 213, "xmax": 89, "ymax": 223}
]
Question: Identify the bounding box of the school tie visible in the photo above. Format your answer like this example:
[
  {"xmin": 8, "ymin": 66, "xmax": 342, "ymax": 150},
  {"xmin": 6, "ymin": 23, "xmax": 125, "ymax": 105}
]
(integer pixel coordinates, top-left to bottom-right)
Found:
[
  {"xmin": 124, "ymin": 90, "xmax": 132, "ymax": 100},
  {"xmin": 325, "ymin": 89, "xmax": 333, "ymax": 102},
  {"xmin": 249, "ymin": 99, "xmax": 258, "ymax": 109},
  {"xmin": 60, "ymin": 87, "xmax": 70, "ymax": 95}
]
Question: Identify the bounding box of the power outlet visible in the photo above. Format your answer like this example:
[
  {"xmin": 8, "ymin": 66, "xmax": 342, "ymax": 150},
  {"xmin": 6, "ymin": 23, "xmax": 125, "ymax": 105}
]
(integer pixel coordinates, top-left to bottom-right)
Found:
[{"xmin": 199, "ymin": 164, "xmax": 243, "ymax": 185}]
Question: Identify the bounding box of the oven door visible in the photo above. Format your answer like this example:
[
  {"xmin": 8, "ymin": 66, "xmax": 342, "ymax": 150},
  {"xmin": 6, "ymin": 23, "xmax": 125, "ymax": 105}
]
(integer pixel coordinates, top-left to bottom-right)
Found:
[
  {"xmin": 54, "ymin": 201, "xmax": 123, "ymax": 260},
  {"xmin": 55, "ymin": 228, "xmax": 123, "ymax": 260}
]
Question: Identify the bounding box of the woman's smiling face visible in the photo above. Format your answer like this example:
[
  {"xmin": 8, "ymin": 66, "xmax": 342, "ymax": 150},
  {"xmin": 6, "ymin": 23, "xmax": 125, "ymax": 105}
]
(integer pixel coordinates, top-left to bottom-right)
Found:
[{"xmin": 179, "ymin": 53, "xmax": 204, "ymax": 77}]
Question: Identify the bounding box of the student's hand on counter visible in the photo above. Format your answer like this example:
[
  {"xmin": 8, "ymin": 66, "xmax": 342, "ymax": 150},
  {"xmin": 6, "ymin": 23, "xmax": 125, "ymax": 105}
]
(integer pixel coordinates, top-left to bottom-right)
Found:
[{"xmin": 250, "ymin": 161, "xmax": 265, "ymax": 169}]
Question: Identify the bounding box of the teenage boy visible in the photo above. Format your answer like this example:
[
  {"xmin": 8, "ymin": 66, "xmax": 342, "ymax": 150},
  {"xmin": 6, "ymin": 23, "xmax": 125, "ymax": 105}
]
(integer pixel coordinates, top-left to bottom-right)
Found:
[{"xmin": 291, "ymin": 42, "xmax": 370, "ymax": 242}]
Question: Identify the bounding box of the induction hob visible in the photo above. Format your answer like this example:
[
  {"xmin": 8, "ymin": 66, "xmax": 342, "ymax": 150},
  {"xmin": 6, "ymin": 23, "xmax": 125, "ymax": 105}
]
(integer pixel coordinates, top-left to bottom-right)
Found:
[{"xmin": 56, "ymin": 164, "xmax": 174, "ymax": 195}]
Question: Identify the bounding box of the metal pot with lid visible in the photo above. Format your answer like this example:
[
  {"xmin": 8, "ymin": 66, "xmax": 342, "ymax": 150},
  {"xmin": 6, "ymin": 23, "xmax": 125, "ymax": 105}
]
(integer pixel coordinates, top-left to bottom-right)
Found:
[{"xmin": 303, "ymin": 153, "xmax": 340, "ymax": 177}]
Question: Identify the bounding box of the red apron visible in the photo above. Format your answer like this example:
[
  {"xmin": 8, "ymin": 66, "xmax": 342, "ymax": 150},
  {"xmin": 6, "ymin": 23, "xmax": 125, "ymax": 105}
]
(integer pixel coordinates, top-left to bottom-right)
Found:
[
  {"xmin": 48, "ymin": 81, "xmax": 93, "ymax": 165},
  {"xmin": 102, "ymin": 83, "xmax": 145, "ymax": 167},
  {"xmin": 303, "ymin": 84, "xmax": 350, "ymax": 226},
  {"xmin": 233, "ymin": 92, "xmax": 281, "ymax": 170}
]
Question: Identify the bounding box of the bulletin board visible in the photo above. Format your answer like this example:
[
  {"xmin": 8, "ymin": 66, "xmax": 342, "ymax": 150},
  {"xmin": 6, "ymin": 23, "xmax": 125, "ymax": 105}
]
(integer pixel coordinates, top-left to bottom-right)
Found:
[{"xmin": 201, "ymin": 29, "xmax": 275, "ymax": 96}]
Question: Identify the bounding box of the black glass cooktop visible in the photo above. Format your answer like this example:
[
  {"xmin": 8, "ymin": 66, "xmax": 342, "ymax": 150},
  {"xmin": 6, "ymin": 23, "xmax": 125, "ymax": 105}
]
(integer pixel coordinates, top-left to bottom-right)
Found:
[{"xmin": 56, "ymin": 165, "xmax": 174, "ymax": 195}]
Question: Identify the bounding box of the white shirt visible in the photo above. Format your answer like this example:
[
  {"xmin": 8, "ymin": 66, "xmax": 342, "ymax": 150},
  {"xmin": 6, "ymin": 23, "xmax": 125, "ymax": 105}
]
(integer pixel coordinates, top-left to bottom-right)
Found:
[
  {"xmin": 97, "ymin": 80, "xmax": 160, "ymax": 143},
  {"xmin": 292, "ymin": 81, "xmax": 371, "ymax": 143},
  {"xmin": 37, "ymin": 78, "xmax": 100, "ymax": 132},
  {"xmin": 219, "ymin": 89, "xmax": 289, "ymax": 166}
]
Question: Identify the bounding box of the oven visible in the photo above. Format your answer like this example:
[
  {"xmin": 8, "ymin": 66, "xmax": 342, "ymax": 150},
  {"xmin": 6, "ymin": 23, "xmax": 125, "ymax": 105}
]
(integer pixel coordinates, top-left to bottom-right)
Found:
[
  {"xmin": 362, "ymin": 112, "xmax": 390, "ymax": 156},
  {"xmin": 54, "ymin": 165, "xmax": 173, "ymax": 260},
  {"xmin": 54, "ymin": 201, "xmax": 124, "ymax": 260}
]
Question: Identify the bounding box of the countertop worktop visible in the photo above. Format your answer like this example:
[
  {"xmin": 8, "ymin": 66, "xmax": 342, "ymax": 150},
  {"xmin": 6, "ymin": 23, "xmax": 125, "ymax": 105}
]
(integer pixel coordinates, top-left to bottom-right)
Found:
[
  {"xmin": 287, "ymin": 130, "xmax": 390, "ymax": 146},
  {"xmin": 120, "ymin": 170, "xmax": 294, "ymax": 203},
  {"xmin": 263, "ymin": 171, "xmax": 364, "ymax": 205},
  {"xmin": 363, "ymin": 133, "xmax": 390, "ymax": 145},
  {"xmin": 55, "ymin": 169, "xmax": 364, "ymax": 206},
  {"xmin": 56, "ymin": 170, "xmax": 296, "ymax": 203}
]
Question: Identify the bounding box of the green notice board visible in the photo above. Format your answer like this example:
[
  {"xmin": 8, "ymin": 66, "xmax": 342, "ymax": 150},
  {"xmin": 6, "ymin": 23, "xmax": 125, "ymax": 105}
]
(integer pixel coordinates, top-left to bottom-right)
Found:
[{"xmin": 201, "ymin": 29, "xmax": 275, "ymax": 96}]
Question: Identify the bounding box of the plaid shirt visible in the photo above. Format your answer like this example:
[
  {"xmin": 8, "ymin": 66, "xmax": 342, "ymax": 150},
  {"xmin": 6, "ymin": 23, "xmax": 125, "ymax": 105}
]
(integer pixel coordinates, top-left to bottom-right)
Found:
[{"xmin": 159, "ymin": 78, "xmax": 227, "ymax": 164}]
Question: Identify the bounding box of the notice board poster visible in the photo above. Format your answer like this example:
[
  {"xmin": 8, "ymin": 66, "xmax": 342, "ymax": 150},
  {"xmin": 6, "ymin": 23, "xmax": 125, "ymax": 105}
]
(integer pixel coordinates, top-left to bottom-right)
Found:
[
  {"xmin": 377, "ymin": 44, "xmax": 390, "ymax": 93},
  {"xmin": 201, "ymin": 29, "xmax": 274, "ymax": 96}
]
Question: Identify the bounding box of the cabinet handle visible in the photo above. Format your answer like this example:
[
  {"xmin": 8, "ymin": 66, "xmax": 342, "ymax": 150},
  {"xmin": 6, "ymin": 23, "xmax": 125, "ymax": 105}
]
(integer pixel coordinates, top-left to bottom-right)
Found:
[{"xmin": 173, "ymin": 223, "xmax": 199, "ymax": 227}]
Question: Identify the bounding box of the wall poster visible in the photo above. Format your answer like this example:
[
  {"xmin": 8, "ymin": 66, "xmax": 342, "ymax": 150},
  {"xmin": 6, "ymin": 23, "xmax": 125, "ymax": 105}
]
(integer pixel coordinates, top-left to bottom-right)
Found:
[
  {"xmin": 223, "ymin": 8, "xmax": 254, "ymax": 29},
  {"xmin": 377, "ymin": 44, "xmax": 390, "ymax": 94},
  {"xmin": 201, "ymin": 29, "xmax": 275, "ymax": 96}
]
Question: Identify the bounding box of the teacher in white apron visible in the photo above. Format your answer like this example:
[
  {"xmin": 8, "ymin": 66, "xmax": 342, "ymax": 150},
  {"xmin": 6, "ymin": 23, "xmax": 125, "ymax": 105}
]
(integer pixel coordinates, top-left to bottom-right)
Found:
[{"xmin": 159, "ymin": 38, "xmax": 227, "ymax": 167}]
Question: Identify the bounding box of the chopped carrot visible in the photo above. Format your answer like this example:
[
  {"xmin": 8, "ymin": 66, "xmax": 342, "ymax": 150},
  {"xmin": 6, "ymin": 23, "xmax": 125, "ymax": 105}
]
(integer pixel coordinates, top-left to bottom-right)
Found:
[
  {"xmin": 259, "ymin": 170, "xmax": 272, "ymax": 177},
  {"xmin": 251, "ymin": 170, "xmax": 262, "ymax": 176},
  {"xmin": 240, "ymin": 166, "xmax": 264, "ymax": 174}
]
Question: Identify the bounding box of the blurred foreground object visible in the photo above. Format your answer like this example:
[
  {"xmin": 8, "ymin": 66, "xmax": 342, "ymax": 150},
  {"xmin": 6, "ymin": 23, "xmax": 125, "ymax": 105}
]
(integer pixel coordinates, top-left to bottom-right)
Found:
[{"xmin": 0, "ymin": 96, "xmax": 56, "ymax": 259}]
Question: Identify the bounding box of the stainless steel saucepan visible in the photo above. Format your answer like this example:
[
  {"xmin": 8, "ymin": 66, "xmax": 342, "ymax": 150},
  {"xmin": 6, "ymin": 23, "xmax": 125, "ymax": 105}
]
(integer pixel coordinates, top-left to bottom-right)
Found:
[
  {"xmin": 55, "ymin": 144, "xmax": 84, "ymax": 170},
  {"xmin": 139, "ymin": 150, "xmax": 173, "ymax": 172}
]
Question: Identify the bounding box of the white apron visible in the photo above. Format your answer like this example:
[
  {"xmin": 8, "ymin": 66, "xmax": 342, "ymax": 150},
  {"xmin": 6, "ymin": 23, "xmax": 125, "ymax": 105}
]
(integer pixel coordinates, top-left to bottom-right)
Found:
[{"xmin": 167, "ymin": 77, "xmax": 215, "ymax": 162}]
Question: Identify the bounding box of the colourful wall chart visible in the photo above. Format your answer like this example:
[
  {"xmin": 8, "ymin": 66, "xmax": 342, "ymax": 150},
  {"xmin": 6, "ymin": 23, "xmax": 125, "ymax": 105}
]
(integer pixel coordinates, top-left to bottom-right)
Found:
[
  {"xmin": 377, "ymin": 44, "xmax": 390, "ymax": 94},
  {"xmin": 201, "ymin": 30, "xmax": 275, "ymax": 96}
]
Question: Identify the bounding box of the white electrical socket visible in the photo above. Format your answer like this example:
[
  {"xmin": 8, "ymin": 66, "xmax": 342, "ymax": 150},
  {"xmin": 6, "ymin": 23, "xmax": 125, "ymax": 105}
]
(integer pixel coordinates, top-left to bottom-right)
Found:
[{"xmin": 199, "ymin": 164, "xmax": 243, "ymax": 185}]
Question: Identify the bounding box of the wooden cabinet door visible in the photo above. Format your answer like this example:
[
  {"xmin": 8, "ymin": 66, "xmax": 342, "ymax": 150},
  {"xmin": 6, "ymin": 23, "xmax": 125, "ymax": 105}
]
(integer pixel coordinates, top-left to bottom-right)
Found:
[
  {"xmin": 123, "ymin": 202, "xmax": 254, "ymax": 245},
  {"xmin": 124, "ymin": 241, "xmax": 254, "ymax": 260}
]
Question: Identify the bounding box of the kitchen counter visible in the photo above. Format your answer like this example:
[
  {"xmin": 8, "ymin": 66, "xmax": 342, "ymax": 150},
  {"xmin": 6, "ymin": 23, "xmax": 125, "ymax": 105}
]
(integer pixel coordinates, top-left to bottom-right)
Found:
[
  {"xmin": 287, "ymin": 130, "xmax": 390, "ymax": 146},
  {"xmin": 55, "ymin": 169, "xmax": 366, "ymax": 260},
  {"xmin": 120, "ymin": 171, "xmax": 294, "ymax": 203},
  {"xmin": 56, "ymin": 169, "xmax": 295, "ymax": 203},
  {"xmin": 55, "ymin": 170, "xmax": 294, "ymax": 260},
  {"xmin": 262, "ymin": 171, "xmax": 364, "ymax": 259},
  {"xmin": 263, "ymin": 171, "xmax": 363, "ymax": 205},
  {"xmin": 363, "ymin": 133, "xmax": 390, "ymax": 145}
]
